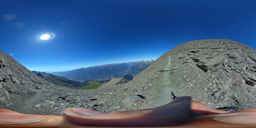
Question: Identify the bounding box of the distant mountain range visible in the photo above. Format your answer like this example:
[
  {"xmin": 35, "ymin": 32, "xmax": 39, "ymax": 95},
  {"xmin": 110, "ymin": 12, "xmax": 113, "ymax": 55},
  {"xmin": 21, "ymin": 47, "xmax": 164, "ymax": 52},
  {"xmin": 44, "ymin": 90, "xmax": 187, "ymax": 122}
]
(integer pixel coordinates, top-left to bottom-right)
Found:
[
  {"xmin": 32, "ymin": 71, "xmax": 84, "ymax": 88},
  {"xmin": 53, "ymin": 60, "xmax": 153, "ymax": 82},
  {"xmin": 33, "ymin": 71, "xmax": 109, "ymax": 89}
]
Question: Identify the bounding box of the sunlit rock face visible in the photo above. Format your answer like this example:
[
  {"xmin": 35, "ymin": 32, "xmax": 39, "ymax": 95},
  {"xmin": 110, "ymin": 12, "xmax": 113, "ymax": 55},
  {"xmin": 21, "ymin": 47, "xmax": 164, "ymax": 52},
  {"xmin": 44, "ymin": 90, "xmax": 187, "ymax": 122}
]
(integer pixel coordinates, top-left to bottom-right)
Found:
[{"xmin": 92, "ymin": 39, "xmax": 256, "ymax": 112}]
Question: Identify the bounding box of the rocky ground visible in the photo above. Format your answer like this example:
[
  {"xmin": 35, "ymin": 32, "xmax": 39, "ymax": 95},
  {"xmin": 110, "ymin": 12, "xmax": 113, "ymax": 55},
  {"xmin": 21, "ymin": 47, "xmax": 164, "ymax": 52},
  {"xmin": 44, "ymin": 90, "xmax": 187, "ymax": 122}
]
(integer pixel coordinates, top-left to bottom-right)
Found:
[{"xmin": 2, "ymin": 39, "xmax": 256, "ymax": 115}]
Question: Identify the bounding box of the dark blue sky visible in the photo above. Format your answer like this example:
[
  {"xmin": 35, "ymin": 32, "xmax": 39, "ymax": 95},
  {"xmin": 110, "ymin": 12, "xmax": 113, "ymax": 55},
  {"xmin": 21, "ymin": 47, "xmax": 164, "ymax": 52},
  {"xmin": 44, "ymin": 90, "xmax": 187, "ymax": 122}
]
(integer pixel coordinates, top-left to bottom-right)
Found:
[{"xmin": 1, "ymin": 0, "xmax": 256, "ymax": 72}]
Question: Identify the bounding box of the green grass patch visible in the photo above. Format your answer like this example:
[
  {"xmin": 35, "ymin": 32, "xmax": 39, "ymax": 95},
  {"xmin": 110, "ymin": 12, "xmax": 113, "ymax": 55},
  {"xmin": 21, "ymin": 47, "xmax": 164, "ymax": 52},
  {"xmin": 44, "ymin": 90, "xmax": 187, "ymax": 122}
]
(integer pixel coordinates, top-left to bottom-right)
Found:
[
  {"xmin": 54, "ymin": 81, "xmax": 70, "ymax": 87},
  {"xmin": 80, "ymin": 82, "xmax": 103, "ymax": 89}
]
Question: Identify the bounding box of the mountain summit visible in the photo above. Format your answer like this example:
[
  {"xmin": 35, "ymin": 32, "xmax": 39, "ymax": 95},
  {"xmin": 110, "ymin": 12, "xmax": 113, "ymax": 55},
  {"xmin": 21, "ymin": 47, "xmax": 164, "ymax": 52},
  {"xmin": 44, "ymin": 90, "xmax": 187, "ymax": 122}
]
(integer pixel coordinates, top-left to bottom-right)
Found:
[{"xmin": 92, "ymin": 39, "xmax": 256, "ymax": 111}]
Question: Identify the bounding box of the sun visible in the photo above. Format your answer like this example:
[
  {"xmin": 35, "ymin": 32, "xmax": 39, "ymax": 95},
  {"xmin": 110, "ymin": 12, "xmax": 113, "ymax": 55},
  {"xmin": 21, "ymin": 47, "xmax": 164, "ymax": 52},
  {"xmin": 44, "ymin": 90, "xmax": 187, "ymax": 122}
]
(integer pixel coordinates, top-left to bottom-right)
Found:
[
  {"xmin": 40, "ymin": 34, "xmax": 51, "ymax": 40},
  {"xmin": 40, "ymin": 33, "xmax": 55, "ymax": 41}
]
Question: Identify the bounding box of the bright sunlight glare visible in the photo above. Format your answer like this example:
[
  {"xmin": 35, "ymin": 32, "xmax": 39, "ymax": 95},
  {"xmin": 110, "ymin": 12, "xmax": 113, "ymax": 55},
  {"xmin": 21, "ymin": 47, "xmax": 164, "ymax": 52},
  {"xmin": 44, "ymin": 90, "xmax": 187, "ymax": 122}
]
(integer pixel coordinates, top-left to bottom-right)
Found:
[{"xmin": 39, "ymin": 33, "xmax": 55, "ymax": 41}]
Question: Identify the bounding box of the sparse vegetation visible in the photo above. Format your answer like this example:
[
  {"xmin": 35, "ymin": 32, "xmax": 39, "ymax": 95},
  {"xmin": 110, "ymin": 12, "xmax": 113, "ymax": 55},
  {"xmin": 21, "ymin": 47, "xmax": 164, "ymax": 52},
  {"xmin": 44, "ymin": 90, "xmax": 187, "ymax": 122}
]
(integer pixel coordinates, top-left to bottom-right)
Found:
[
  {"xmin": 80, "ymin": 82, "xmax": 103, "ymax": 89},
  {"xmin": 54, "ymin": 81, "xmax": 71, "ymax": 87}
]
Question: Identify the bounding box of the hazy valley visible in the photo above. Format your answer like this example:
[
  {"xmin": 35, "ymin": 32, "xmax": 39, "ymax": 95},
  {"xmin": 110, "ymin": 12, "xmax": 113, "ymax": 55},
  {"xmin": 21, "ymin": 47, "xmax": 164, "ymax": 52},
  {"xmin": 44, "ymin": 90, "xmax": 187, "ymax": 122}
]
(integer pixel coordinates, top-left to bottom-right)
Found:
[
  {"xmin": 53, "ymin": 61, "xmax": 153, "ymax": 82},
  {"xmin": 33, "ymin": 60, "xmax": 153, "ymax": 89}
]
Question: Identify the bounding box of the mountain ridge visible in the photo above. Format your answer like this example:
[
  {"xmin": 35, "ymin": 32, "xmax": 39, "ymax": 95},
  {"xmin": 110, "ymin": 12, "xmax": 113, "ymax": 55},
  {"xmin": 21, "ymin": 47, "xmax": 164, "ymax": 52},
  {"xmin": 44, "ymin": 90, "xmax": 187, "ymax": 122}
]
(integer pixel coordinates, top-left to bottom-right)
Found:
[{"xmin": 53, "ymin": 60, "xmax": 153, "ymax": 81}]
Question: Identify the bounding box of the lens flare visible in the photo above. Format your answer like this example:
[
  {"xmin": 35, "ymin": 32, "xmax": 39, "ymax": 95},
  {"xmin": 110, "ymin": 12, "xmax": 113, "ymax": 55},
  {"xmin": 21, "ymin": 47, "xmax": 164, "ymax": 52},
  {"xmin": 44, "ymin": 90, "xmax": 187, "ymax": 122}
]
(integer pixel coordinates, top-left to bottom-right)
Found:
[{"xmin": 40, "ymin": 33, "xmax": 55, "ymax": 40}]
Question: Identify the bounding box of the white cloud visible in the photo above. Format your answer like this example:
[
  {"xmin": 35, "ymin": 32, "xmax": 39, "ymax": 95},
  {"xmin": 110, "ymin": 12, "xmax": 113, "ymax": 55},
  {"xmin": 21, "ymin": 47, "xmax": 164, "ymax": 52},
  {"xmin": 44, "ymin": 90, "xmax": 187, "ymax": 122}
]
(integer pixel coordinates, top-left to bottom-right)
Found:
[{"xmin": 2, "ymin": 14, "xmax": 16, "ymax": 22}]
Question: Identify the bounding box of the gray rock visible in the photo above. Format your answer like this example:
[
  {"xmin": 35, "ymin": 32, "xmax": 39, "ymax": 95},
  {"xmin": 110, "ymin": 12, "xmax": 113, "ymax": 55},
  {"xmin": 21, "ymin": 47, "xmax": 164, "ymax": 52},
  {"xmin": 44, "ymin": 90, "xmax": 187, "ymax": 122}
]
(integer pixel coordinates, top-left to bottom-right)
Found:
[
  {"xmin": 3, "ymin": 90, "xmax": 10, "ymax": 100},
  {"xmin": 35, "ymin": 104, "xmax": 41, "ymax": 108},
  {"xmin": 0, "ymin": 97, "xmax": 5, "ymax": 103},
  {"xmin": 122, "ymin": 95, "xmax": 145, "ymax": 109}
]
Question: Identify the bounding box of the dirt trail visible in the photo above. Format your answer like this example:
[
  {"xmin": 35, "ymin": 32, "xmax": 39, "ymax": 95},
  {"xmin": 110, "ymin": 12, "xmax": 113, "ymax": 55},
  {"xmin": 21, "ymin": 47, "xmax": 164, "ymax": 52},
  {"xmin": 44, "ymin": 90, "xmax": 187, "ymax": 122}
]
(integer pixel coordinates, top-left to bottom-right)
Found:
[{"xmin": 152, "ymin": 55, "xmax": 177, "ymax": 105}]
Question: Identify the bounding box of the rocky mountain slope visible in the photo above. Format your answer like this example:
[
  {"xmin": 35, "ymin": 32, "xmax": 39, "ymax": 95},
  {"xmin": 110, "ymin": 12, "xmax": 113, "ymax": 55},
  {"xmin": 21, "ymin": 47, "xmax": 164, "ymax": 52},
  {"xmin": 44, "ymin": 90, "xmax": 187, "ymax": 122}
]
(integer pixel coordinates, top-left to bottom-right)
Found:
[
  {"xmin": 53, "ymin": 61, "xmax": 153, "ymax": 81},
  {"xmin": 0, "ymin": 51, "xmax": 52, "ymax": 111},
  {"xmin": 90, "ymin": 39, "xmax": 256, "ymax": 112}
]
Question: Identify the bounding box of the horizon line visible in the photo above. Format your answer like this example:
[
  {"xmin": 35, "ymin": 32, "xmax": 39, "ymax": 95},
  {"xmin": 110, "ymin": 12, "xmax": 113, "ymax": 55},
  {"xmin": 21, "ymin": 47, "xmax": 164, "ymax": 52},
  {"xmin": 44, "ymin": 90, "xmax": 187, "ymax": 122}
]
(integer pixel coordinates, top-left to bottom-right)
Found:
[{"xmin": 29, "ymin": 59, "xmax": 155, "ymax": 73}]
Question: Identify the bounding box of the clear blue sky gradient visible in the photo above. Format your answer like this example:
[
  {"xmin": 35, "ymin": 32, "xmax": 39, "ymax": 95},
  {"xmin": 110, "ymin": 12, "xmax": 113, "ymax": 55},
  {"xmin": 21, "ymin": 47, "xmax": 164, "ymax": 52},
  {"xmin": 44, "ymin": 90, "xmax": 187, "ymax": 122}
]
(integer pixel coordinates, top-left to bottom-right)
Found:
[{"xmin": 0, "ymin": 0, "xmax": 256, "ymax": 72}]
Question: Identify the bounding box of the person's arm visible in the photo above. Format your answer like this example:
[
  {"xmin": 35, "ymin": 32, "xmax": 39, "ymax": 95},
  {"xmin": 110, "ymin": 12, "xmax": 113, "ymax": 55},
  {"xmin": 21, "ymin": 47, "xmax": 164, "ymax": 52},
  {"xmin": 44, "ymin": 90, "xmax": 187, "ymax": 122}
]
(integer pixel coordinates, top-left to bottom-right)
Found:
[{"xmin": 0, "ymin": 109, "xmax": 62, "ymax": 128}]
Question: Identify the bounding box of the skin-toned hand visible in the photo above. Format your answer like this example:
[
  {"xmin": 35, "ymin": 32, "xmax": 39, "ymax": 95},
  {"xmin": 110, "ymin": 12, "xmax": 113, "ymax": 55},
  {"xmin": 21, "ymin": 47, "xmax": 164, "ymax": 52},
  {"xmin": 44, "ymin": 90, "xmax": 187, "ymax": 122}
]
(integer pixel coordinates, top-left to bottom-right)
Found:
[{"xmin": 0, "ymin": 97, "xmax": 256, "ymax": 128}]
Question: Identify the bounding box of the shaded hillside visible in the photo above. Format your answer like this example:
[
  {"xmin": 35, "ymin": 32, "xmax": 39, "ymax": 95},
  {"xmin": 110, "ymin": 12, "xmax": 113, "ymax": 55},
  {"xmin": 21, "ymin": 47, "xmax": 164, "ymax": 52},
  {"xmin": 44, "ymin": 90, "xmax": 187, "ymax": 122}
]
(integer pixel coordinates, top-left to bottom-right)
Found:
[
  {"xmin": 89, "ymin": 39, "xmax": 256, "ymax": 112},
  {"xmin": 33, "ymin": 71, "xmax": 84, "ymax": 88},
  {"xmin": 53, "ymin": 60, "xmax": 153, "ymax": 81}
]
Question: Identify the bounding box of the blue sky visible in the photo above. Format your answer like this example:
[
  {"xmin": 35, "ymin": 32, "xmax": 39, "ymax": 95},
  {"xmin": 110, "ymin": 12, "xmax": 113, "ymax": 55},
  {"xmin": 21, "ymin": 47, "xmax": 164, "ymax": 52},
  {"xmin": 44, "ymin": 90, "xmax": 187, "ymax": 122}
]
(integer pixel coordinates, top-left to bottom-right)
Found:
[{"xmin": 0, "ymin": 0, "xmax": 256, "ymax": 72}]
